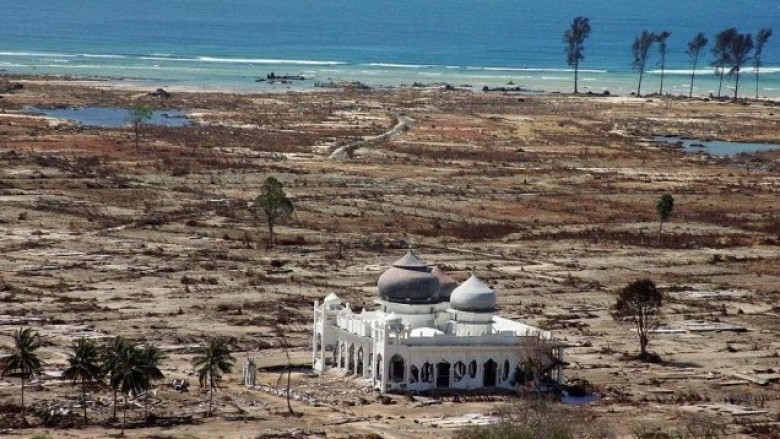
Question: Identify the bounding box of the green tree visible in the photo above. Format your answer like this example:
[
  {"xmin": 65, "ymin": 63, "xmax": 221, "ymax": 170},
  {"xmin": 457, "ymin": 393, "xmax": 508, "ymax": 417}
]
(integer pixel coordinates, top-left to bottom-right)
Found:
[
  {"xmin": 62, "ymin": 338, "xmax": 103, "ymax": 425},
  {"xmin": 712, "ymin": 28, "xmax": 738, "ymax": 98},
  {"xmin": 253, "ymin": 176, "xmax": 294, "ymax": 248},
  {"xmin": 129, "ymin": 104, "xmax": 152, "ymax": 148},
  {"xmin": 138, "ymin": 344, "xmax": 166, "ymax": 420},
  {"xmin": 192, "ymin": 337, "xmax": 235, "ymax": 417},
  {"xmin": 632, "ymin": 31, "xmax": 656, "ymax": 96},
  {"xmin": 655, "ymin": 31, "xmax": 672, "ymax": 95},
  {"xmin": 686, "ymin": 33, "xmax": 708, "ymax": 98},
  {"xmin": 728, "ymin": 32, "xmax": 754, "ymax": 101},
  {"xmin": 0, "ymin": 328, "xmax": 43, "ymax": 423},
  {"xmin": 754, "ymin": 27, "xmax": 773, "ymax": 99},
  {"xmin": 614, "ymin": 279, "xmax": 663, "ymax": 360},
  {"xmin": 109, "ymin": 343, "xmax": 146, "ymax": 434},
  {"xmin": 656, "ymin": 193, "xmax": 674, "ymax": 243},
  {"xmin": 563, "ymin": 16, "xmax": 592, "ymax": 94},
  {"xmin": 101, "ymin": 336, "xmax": 132, "ymax": 420}
]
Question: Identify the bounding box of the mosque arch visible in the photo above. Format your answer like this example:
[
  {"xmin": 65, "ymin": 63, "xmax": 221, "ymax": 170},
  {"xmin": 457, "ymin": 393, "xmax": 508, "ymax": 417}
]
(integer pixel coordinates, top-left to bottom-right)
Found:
[
  {"xmin": 409, "ymin": 365, "xmax": 420, "ymax": 383},
  {"xmin": 375, "ymin": 354, "xmax": 383, "ymax": 381},
  {"xmin": 483, "ymin": 359, "xmax": 497, "ymax": 387},
  {"xmin": 436, "ymin": 361, "xmax": 451, "ymax": 388},
  {"xmin": 453, "ymin": 361, "xmax": 466, "ymax": 382},
  {"xmin": 389, "ymin": 354, "xmax": 405, "ymax": 382},
  {"xmin": 468, "ymin": 360, "xmax": 477, "ymax": 379},
  {"xmin": 347, "ymin": 344, "xmax": 355, "ymax": 373},
  {"xmin": 421, "ymin": 362, "xmax": 434, "ymax": 383}
]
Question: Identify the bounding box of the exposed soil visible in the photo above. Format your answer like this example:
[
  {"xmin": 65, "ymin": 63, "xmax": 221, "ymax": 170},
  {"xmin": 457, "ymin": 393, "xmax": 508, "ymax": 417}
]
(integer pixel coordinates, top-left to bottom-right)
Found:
[{"xmin": 1, "ymin": 75, "xmax": 780, "ymax": 438}]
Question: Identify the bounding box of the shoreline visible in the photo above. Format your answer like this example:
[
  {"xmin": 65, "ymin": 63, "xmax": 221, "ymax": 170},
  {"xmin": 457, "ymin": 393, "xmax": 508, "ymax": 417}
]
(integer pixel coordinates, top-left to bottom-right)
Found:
[{"xmin": 5, "ymin": 72, "xmax": 780, "ymax": 105}]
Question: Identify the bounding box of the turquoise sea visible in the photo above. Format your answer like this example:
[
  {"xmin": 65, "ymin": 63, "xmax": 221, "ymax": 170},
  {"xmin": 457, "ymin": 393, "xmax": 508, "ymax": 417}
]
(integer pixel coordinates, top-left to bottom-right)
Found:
[{"xmin": 1, "ymin": 0, "xmax": 778, "ymax": 96}]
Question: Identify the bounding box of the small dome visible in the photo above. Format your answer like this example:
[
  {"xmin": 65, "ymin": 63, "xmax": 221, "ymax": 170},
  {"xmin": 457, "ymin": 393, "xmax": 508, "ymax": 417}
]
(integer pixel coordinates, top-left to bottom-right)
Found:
[
  {"xmin": 377, "ymin": 251, "xmax": 440, "ymax": 304},
  {"xmin": 323, "ymin": 293, "xmax": 342, "ymax": 304},
  {"xmin": 450, "ymin": 274, "xmax": 496, "ymax": 312},
  {"xmin": 431, "ymin": 266, "xmax": 457, "ymax": 300}
]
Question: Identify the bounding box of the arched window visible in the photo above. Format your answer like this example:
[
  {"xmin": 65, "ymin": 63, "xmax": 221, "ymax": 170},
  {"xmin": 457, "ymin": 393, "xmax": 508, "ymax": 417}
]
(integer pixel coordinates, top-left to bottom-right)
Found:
[
  {"xmin": 468, "ymin": 360, "xmax": 477, "ymax": 379},
  {"xmin": 503, "ymin": 360, "xmax": 510, "ymax": 381},
  {"xmin": 421, "ymin": 362, "xmax": 434, "ymax": 383},
  {"xmin": 410, "ymin": 365, "xmax": 419, "ymax": 383},
  {"xmin": 453, "ymin": 362, "xmax": 466, "ymax": 382},
  {"xmin": 390, "ymin": 355, "xmax": 405, "ymax": 382},
  {"xmin": 375, "ymin": 354, "xmax": 383, "ymax": 381}
]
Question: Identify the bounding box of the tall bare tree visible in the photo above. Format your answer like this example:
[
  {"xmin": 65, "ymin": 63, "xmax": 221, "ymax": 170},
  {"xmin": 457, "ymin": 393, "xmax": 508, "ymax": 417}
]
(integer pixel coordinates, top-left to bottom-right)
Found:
[
  {"xmin": 712, "ymin": 28, "xmax": 738, "ymax": 97},
  {"xmin": 686, "ymin": 33, "xmax": 708, "ymax": 97},
  {"xmin": 728, "ymin": 32, "xmax": 754, "ymax": 101},
  {"xmin": 754, "ymin": 27, "xmax": 773, "ymax": 99},
  {"xmin": 253, "ymin": 176, "xmax": 294, "ymax": 248},
  {"xmin": 614, "ymin": 279, "xmax": 663, "ymax": 360},
  {"xmin": 656, "ymin": 31, "xmax": 672, "ymax": 95},
  {"xmin": 564, "ymin": 16, "xmax": 592, "ymax": 94},
  {"xmin": 632, "ymin": 31, "xmax": 656, "ymax": 96}
]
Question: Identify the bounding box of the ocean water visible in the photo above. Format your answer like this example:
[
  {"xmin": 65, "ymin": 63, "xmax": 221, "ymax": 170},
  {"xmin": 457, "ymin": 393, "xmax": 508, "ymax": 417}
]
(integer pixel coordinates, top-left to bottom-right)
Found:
[{"xmin": 1, "ymin": 0, "xmax": 778, "ymax": 96}]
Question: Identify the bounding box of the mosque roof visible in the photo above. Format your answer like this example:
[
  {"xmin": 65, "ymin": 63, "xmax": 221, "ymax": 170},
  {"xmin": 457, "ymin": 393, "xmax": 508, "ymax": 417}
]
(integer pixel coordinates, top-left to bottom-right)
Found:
[
  {"xmin": 449, "ymin": 274, "xmax": 497, "ymax": 312},
  {"xmin": 431, "ymin": 266, "xmax": 458, "ymax": 300},
  {"xmin": 377, "ymin": 251, "xmax": 440, "ymax": 304}
]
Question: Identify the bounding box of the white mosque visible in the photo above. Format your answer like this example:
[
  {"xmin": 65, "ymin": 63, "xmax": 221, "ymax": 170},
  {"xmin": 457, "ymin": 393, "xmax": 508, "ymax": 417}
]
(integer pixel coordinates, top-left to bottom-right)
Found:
[{"xmin": 312, "ymin": 251, "xmax": 565, "ymax": 394}]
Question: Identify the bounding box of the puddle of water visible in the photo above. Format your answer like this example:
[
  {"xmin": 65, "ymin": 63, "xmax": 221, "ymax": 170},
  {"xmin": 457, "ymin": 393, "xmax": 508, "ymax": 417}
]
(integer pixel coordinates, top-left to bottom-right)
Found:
[
  {"xmin": 653, "ymin": 136, "xmax": 780, "ymax": 156},
  {"xmin": 562, "ymin": 393, "xmax": 600, "ymax": 405},
  {"xmin": 25, "ymin": 106, "xmax": 191, "ymax": 128}
]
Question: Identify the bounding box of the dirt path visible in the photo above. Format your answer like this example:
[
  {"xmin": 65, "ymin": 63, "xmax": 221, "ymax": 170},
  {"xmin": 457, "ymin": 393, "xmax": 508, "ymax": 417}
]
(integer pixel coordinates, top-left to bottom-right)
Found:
[{"xmin": 328, "ymin": 112, "xmax": 414, "ymax": 160}]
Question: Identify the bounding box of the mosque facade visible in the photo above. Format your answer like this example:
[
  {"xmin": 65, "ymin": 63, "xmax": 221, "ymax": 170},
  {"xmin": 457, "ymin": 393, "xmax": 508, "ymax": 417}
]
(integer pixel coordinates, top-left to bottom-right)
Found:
[{"xmin": 312, "ymin": 251, "xmax": 565, "ymax": 393}]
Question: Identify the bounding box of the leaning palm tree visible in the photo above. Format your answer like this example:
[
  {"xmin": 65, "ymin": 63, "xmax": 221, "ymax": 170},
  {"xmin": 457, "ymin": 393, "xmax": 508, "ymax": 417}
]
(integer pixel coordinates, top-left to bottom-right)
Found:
[
  {"xmin": 109, "ymin": 343, "xmax": 145, "ymax": 434},
  {"xmin": 138, "ymin": 344, "xmax": 166, "ymax": 420},
  {"xmin": 632, "ymin": 31, "xmax": 656, "ymax": 96},
  {"xmin": 712, "ymin": 28, "xmax": 738, "ymax": 97},
  {"xmin": 655, "ymin": 31, "xmax": 672, "ymax": 95},
  {"xmin": 686, "ymin": 32, "xmax": 708, "ymax": 97},
  {"xmin": 62, "ymin": 338, "xmax": 103, "ymax": 425},
  {"xmin": 192, "ymin": 337, "xmax": 235, "ymax": 416},
  {"xmin": 754, "ymin": 27, "xmax": 773, "ymax": 99},
  {"xmin": 563, "ymin": 16, "xmax": 592, "ymax": 94},
  {"xmin": 728, "ymin": 32, "xmax": 755, "ymax": 101},
  {"xmin": 0, "ymin": 328, "xmax": 43, "ymax": 424},
  {"xmin": 101, "ymin": 336, "xmax": 132, "ymax": 421}
]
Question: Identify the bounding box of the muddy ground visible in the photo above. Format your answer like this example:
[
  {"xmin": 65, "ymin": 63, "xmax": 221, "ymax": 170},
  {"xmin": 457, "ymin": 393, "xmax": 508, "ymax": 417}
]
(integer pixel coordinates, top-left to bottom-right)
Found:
[{"xmin": 1, "ymin": 76, "xmax": 779, "ymax": 438}]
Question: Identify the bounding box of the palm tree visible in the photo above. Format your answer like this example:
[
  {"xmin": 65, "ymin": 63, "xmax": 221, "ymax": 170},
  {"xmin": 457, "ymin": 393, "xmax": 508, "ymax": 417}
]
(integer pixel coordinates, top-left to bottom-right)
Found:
[
  {"xmin": 101, "ymin": 337, "xmax": 131, "ymax": 420},
  {"xmin": 686, "ymin": 33, "xmax": 708, "ymax": 97},
  {"xmin": 754, "ymin": 27, "xmax": 773, "ymax": 99},
  {"xmin": 656, "ymin": 31, "xmax": 672, "ymax": 95},
  {"xmin": 109, "ymin": 343, "xmax": 146, "ymax": 434},
  {"xmin": 192, "ymin": 337, "xmax": 235, "ymax": 416},
  {"xmin": 712, "ymin": 28, "xmax": 738, "ymax": 97},
  {"xmin": 729, "ymin": 32, "xmax": 754, "ymax": 101},
  {"xmin": 563, "ymin": 16, "xmax": 592, "ymax": 94},
  {"xmin": 62, "ymin": 338, "xmax": 103, "ymax": 425},
  {"xmin": 138, "ymin": 344, "xmax": 166, "ymax": 420},
  {"xmin": 632, "ymin": 31, "xmax": 656, "ymax": 96},
  {"xmin": 0, "ymin": 328, "xmax": 43, "ymax": 424}
]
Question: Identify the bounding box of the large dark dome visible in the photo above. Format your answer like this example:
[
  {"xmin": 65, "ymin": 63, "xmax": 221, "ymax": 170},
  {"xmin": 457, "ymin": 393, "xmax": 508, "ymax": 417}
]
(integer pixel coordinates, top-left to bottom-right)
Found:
[
  {"xmin": 431, "ymin": 266, "xmax": 458, "ymax": 300},
  {"xmin": 377, "ymin": 251, "xmax": 440, "ymax": 304}
]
